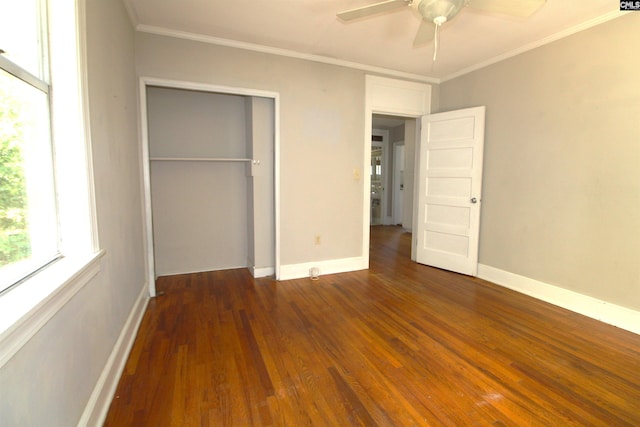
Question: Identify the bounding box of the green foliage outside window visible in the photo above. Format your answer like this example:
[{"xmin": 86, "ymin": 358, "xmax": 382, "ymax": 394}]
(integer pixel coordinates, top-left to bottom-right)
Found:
[{"xmin": 0, "ymin": 82, "xmax": 31, "ymax": 266}]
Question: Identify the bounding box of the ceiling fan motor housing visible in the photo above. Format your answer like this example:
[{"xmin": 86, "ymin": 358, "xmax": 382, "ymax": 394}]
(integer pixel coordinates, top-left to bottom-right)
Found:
[{"xmin": 418, "ymin": 0, "xmax": 467, "ymax": 24}]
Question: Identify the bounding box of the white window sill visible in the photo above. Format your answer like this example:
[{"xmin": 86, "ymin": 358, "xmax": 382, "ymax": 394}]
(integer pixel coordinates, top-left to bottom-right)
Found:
[{"xmin": 0, "ymin": 250, "xmax": 105, "ymax": 368}]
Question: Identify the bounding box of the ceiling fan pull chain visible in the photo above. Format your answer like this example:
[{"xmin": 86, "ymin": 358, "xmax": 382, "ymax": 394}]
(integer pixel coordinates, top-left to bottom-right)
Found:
[
  {"xmin": 431, "ymin": 15, "xmax": 447, "ymax": 62},
  {"xmin": 433, "ymin": 22, "xmax": 440, "ymax": 61}
]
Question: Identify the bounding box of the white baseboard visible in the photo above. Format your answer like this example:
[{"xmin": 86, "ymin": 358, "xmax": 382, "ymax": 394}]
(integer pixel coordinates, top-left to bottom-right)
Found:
[
  {"xmin": 477, "ymin": 264, "xmax": 640, "ymax": 336},
  {"xmin": 251, "ymin": 266, "xmax": 275, "ymax": 278},
  {"xmin": 78, "ymin": 283, "xmax": 149, "ymax": 426},
  {"xmin": 279, "ymin": 256, "xmax": 367, "ymax": 281}
]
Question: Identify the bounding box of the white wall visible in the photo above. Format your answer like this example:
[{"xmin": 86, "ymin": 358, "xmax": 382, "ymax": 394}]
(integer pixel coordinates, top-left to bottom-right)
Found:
[
  {"xmin": 439, "ymin": 13, "xmax": 640, "ymax": 311},
  {"xmin": 147, "ymin": 87, "xmax": 250, "ymax": 275},
  {"xmin": 0, "ymin": 0, "xmax": 146, "ymax": 424}
]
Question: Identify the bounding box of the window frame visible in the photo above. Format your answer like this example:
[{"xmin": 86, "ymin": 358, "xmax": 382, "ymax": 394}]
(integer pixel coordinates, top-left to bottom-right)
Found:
[
  {"xmin": 0, "ymin": 0, "xmax": 101, "ymax": 368},
  {"xmin": 0, "ymin": 6, "xmax": 61, "ymax": 294}
]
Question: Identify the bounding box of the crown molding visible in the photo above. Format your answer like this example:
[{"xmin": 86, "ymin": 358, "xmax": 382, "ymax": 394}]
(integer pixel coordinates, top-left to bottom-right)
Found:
[
  {"xmin": 134, "ymin": 9, "xmax": 628, "ymax": 86},
  {"xmin": 441, "ymin": 10, "xmax": 630, "ymax": 82},
  {"xmin": 135, "ymin": 24, "xmax": 440, "ymax": 85}
]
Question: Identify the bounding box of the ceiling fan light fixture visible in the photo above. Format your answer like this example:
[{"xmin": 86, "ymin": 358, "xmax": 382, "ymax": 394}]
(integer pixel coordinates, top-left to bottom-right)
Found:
[{"xmin": 418, "ymin": 0, "xmax": 466, "ymax": 24}]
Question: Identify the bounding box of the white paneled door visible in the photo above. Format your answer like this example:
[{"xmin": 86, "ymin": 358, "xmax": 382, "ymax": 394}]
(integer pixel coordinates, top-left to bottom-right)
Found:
[{"xmin": 415, "ymin": 106, "xmax": 485, "ymax": 276}]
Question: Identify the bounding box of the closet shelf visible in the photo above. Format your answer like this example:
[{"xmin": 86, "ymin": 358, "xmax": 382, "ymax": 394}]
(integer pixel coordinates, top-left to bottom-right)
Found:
[{"xmin": 150, "ymin": 157, "xmax": 259, "ymax": 164}]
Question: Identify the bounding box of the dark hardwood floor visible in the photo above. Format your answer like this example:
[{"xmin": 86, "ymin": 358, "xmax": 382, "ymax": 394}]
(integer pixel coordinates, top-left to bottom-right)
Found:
[{"xmin": 104, "ymin": 226, "xmax": 640, "ymax": 426}]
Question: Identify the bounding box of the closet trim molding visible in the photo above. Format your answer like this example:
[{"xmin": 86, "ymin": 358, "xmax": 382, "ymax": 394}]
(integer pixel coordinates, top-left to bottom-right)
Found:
[{"xmin": 138, "ymin": 77, "xmax": 281, "ymax": 297}]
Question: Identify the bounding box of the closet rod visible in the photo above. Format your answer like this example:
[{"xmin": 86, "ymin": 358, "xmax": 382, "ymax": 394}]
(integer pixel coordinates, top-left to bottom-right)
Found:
[{"xmin": 150, "ymin": 157, "xmax": 258, "ymax": 164}]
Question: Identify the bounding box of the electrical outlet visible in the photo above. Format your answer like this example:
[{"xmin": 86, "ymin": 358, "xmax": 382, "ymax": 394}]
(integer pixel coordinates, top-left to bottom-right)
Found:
[
  {"xmin": 314, "ymin": 235, "xmax": 321, "ymax": 245},
  {"xmin": 353, "ymin": 168, "xmax": 361, "ymax": 180}
]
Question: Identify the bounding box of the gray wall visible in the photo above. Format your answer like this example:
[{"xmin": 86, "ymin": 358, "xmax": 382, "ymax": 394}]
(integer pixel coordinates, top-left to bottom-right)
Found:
[
  {"xmin": 3, "ymin": 5, "xmax": 637, "ymax": 425},
  {"xmin": 438, "ymin": 13, "xmax": 640, "ymax": 310},
  {"xmin": 0, "ymin": 0, "xmax": 146, "ymax": 424},
  {"xmin": 245, "ymin": 96, "xmax": 276, "ymax": 271},
  {"xmin": 136, "ymin": 34, "xmax": 366, "ymax": 266},
  {"xmin": 147, "ymin": 87, "xmax": 250, "ymax": 275},
  {"xmin": 403, "ymin": 119, "xmax": 418, "ymax": 231}
]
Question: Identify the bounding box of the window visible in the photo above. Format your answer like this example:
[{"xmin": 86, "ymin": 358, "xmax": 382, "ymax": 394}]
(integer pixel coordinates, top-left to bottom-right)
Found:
[
  {"xmin": 0, "ymin": 0, "xmax": 60, "ymax": 293},
  {"xmin": 0, "ymin": 0, "xmax": 99, "ymax": 352}
]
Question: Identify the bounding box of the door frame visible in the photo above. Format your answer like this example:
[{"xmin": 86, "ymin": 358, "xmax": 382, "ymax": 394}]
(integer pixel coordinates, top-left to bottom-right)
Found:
[
  {"xmin": 363, "ymin": 76, "xmax": 432, "ymax": 266},
  {"xmin": 138, "ymin": 77, "xmax": 281, "ymax": 297},
  {"xmin": 392, "ymin": 142, "xmax": 405, "ymax": 225}
]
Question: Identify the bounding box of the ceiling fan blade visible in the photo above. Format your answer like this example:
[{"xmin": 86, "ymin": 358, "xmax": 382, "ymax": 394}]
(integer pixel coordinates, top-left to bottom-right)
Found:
[
  {"xmin": 468, "ymin": 0, "xmax": 546, "ymax": 17},
  {"xmin": 337, "ymin": 0, "xmax": 410, "ymax": 21},
  {"xmin": 413, "ymin": 19, "xmax": 435, "ymax": 46}
]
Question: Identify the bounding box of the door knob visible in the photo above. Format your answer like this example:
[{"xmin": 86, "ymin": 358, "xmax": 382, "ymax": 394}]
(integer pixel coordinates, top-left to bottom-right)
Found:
[{"xmin": 470, "ymin": 197, "xmax": 478, "ymax": 204}]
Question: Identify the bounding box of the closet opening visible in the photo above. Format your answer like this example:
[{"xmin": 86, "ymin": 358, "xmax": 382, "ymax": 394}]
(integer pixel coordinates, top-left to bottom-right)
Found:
[{"xmin": 139, "ymin": 80, "xmax": 280, "ymax": 296}]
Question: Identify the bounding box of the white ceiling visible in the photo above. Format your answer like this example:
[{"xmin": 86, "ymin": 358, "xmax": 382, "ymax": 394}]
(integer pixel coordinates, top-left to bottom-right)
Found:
[{"xmin": 124, "ymin": 0, "xmax": 625, "ymax": 82}]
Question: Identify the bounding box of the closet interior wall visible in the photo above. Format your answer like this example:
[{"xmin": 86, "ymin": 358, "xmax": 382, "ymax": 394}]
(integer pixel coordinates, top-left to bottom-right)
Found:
[
  {"xmin": 147, "ymin": 86, "xmax": 274, "ymax": 277},
  {"xmin": 245, "ymin": 96, "xmax": 275, "ymax": 277}
]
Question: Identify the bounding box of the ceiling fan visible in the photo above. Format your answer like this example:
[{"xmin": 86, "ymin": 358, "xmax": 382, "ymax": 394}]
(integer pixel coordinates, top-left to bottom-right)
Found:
[{"xmin": 337, "ymin": 0, "xmax": 546, "ymax": 57}]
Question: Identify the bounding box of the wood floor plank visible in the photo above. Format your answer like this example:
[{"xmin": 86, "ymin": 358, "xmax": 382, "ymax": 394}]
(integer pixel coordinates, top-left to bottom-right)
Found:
[{"xmin": 104, "ymin": 226, "xmax": 640, "ymax": 426}]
